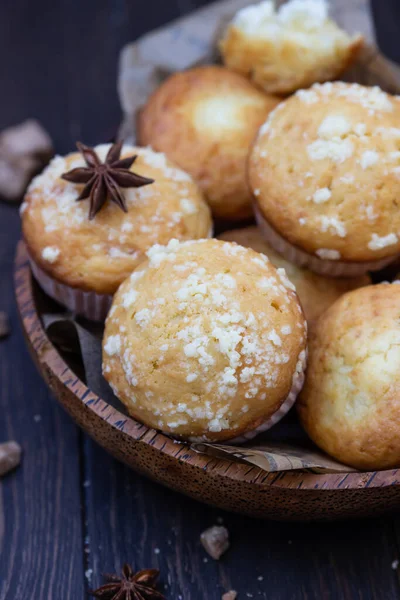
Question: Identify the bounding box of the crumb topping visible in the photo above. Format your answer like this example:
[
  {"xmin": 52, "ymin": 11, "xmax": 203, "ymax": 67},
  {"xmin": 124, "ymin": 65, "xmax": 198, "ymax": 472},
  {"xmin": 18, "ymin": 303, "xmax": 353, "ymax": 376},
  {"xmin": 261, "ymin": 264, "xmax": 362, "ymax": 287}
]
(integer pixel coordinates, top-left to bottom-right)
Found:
[
  {"xmin": 368, "ymin": 233, "xmax": 398, "ymax": 250},
  {"xmin": 139, "ymin": 147, "xmax": 192, "ymax": 182},
  {"xmin": 354, "ymin": 123, "xmax": 367, "ymax": 136},
  {"xmin": 360, "ymin": 150, "xmax": 379, "ymax": 169},
  {"xmin": 307, "ymin": 138, "xmax": 354, "ymax": 163},
  {"xmin": 318, "ymin": 114, "xmax": 351, "ymax": 139},
  {"xmin": 234, "ymin": 0, "xmax": 332, "ymax": 36},
  {"xmin": 42, "ymin": 246, "xmax": 60, "ymax": 263},
  {"xmin": 121, "ymin": 222, "xmax": 133, "ymax": 232},
  {"xmin": 298, "ymin": 82, "xmax": 394, "ymax": 112},
  {"xmin": 319, "ymin": 216, "xmax": 347, "ymax": 238},
  {"xmin": 311, "ymin": 187, "xmax": 331, "ymax": 204},
  {"xmin": 104, "ymin": 334, "xmax": 121, "ymax": 356},
  {"xmin": 296, "ymin": 89, "xmax": 319, "ymax": 104},
  {"xmin": 295, "ymin": 82, "xmax": 394, "ymax": 113},
  {"xmin": 147, "ymin": 238, "xmax": 183, "ymax": 267}
]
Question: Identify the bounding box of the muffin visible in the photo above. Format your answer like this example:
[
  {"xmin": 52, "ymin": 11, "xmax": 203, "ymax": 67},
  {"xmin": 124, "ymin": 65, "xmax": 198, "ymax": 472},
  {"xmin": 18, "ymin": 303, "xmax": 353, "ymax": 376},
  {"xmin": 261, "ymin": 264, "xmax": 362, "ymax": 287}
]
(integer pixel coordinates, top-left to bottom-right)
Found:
[
  {"xmin": 219, "ymin": 0, "xmax": 363, "ymax": 95},
  {"xmin": 103, "ymin": 238, "xmax": 307, "ymax": 442},
  {"xmin": 218, "ymin": 227, "xmax": 370, "ymax": 323},
  {"xmin": 21, "ymin": 143, "xmax": 211, "ymax": 320},
  {"xmin": 298, "ymin": 283, "xmax": 400, "ymax": 470},
  {"xmin": 137, "ymin": 65, "xmax": 279, "ymax": 220},
  {"xmin": 249, "ymin": 82, "xmax": 400, "ymax": 277}
]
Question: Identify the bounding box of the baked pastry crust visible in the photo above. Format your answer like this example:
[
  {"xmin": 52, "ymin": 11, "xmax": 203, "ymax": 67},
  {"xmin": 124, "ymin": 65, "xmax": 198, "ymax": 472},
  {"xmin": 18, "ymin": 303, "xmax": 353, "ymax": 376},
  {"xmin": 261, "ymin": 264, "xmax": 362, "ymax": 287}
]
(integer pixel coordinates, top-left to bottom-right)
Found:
[
  {"xmin": 298, "ymin": 283, "xmax": 400, "ymax": 470},
  {"xmin": 137, "ymin": 65, "xmax": 279, "ymax": 220},
  {"xmin": 219, "ymin": 0, "xmax": 363, "ymax": 95},
  {"xmin": 218, "ymin": 226, "xmax": 370, "ymax": 323},
  {"xmin": 249, "ymin": 82, "xmax": 400, "ymax": 265},
  {"xmin": 103, "ymin": 238, "xmax": 307, "ymax": 441},
  {"xmin": 22, "ymin": 144, "xmax": 211, "ymax": 295}
]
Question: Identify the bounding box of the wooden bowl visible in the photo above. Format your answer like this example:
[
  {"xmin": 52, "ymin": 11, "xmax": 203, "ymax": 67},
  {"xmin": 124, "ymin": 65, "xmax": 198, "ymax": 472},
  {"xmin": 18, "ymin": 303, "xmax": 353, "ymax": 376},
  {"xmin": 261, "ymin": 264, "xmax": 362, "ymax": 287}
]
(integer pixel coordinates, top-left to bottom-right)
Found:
[{"xmin": 15, "ymin": 241, "xmax": 400, "ymax": 521}]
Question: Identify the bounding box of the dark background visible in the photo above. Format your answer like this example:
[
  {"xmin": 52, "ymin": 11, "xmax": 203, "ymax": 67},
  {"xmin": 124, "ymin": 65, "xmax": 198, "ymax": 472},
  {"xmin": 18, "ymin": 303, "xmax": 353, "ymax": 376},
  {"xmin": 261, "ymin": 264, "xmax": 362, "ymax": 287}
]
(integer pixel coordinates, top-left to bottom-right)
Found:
[{"xmin": 1, "ymin": 1, "xmax": 400, "ymax": 599}]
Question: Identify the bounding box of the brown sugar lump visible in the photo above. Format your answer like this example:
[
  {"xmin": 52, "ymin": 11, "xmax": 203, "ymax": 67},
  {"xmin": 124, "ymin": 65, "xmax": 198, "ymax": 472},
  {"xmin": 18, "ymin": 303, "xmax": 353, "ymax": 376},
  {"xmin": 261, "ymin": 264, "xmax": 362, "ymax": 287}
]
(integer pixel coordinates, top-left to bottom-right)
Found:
[
  {"xmin": 219, "ymin": 0, "xmax": 363, "ymax": 95},
  {"xmin": 0, "ymin": 119, "xmax": 53, "ymax": 202},
  {"xmin": 218, "ymin": 226, "xmax": 370, "ymax": 323},
  {"xmin": 137, "ymin": 65, "xmax": 280, "ymax": 220},
  {"xmin": 21, "ymin": 143, "xmax": 211, "ymax": 320},
  {"xmin": 249, "ymin": 82, "xmax": 400, "ymax": 277},
  {"xmin": 102, "ymin": 239, "xmax": 307, "ymax": 442},
  {"xmin": 298, "ymin": 283, "xmax": 400, "ymax": 470}
]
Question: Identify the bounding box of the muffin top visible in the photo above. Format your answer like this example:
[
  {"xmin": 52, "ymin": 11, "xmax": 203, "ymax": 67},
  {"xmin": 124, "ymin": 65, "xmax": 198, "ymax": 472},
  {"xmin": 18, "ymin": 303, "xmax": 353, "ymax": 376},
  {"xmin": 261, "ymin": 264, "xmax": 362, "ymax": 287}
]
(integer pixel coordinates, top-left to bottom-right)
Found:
[
  {"xmin": 219, "ymin": 0, "xmax": 363, "ymax": 94},
  {"xmin": 249, "ymin": 82, "xmax": 400, "ymax": 263},
  {"xmin": 218, "ymin": 226, "xmax": 370, "ymax": 323},
  {"xmin": 298, "ymin": 283, "xmax": 400, "ymax": 470},
  {"xmin": 103, "ymin": 238, "xmax": 307, "ymax": 441},
  {"xmin": 21, "ymin": 144, "xmax": 211, "ymax": 294},
  {"xmin": 137, "ymin": 65, "xmax": 279, "ymax": 220}
]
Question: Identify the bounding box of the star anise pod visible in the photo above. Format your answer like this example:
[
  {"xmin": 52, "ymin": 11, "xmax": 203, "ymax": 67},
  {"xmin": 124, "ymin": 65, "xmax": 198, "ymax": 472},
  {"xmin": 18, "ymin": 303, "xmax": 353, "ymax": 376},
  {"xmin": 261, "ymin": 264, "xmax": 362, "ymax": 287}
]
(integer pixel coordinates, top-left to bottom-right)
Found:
[
  {"xmin": 89, "ymin": 564, "xmax": 165, "ymax": 600},
  {"xmin": 61, "ymin": 141, "xmax": 154, "ymax": 220}
]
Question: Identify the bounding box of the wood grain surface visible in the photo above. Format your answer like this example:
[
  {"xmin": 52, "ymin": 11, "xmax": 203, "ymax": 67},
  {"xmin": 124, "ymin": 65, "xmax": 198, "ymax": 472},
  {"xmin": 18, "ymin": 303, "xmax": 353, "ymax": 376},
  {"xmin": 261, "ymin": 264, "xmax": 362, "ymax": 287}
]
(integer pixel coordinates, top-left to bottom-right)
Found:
[{"xmin": 1, "ymin": 1, "xmax": 400, "ymax": 599}]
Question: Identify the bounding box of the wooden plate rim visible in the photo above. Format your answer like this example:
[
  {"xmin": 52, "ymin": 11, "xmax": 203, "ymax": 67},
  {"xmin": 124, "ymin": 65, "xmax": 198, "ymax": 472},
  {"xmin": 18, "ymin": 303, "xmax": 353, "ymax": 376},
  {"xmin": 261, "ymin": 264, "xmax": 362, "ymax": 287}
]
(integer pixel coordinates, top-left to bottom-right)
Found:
[{"xmin": 14, "ymin": 241, "xmax": 400, "ymax": 492}]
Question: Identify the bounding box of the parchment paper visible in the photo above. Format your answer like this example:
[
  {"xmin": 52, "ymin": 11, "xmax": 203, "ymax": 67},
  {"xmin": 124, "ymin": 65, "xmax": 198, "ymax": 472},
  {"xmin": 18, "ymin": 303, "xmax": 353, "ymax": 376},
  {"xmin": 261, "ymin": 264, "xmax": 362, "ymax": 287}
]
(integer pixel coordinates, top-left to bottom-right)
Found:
[{"xmin": 48, "ymin": 0, "xmax": 400, "ymax": 474}]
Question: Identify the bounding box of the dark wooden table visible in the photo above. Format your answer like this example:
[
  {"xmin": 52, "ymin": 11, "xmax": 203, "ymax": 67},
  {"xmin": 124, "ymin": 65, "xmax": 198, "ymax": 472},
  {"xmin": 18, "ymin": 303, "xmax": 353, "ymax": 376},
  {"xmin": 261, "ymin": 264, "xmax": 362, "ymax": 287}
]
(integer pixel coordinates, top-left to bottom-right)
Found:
[{"xmin": 1, "ymin": 1, "xmax": 400, "ymax": 599}]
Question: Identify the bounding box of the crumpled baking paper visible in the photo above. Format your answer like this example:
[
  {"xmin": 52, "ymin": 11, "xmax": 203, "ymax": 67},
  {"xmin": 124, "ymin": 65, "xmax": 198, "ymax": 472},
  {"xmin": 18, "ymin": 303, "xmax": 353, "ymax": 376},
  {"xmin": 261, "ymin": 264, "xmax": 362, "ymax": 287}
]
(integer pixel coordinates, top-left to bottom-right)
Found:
[{"xmin": 39, "ymin": 0, "xmax": 400, "ymax": 474}]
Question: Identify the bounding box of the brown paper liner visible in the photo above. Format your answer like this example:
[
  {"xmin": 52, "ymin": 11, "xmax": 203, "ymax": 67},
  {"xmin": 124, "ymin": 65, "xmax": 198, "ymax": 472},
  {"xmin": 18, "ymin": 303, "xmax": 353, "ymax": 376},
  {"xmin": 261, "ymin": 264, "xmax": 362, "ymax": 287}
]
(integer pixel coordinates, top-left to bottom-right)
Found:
[
  {"xmin": 254, "ymin": 204, "xmax": 397, "ymax": 277},
  {"xmin": 28, "ymin": 253, "xmax": 112, "ymax": 322}
]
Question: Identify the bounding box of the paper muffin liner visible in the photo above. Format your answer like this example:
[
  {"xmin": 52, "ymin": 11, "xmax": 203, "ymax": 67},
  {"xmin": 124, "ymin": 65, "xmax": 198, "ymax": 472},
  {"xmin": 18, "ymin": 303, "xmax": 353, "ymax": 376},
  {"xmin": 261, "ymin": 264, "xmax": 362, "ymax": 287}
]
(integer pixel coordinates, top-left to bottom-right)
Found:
[
  {"xmin": 226, "ymin": 347, "xmax": 308, "ymax": 445},
  {"xmin": 28, "ymin": 251, "xmax": 112, "ymax": 321},
  {"xmin": 188, "ymin": 347, "xmax": 307, "ymax": 445},
  {"xmin": 254, "ymin": 204, "xmax": 397, "ymax": 277}
]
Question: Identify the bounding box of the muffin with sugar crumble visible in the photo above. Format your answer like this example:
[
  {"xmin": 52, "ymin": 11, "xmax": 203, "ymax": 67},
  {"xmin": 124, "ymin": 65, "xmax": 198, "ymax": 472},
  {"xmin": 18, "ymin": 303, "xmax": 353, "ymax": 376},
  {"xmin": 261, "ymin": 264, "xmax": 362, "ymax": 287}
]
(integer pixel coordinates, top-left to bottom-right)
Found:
[
  {"xmin": 102, "ymin": 238, "xmax": 307, "ymax": 442},
  {"xmin": 249, "ymin": 82, "xmax": 400, "ymax": 277},
  {"xmin": 21, "ymin": 143, "xmax": 211, "ymax": 320},
  {"xmin": 219, "ymin": 0, "xmax": 363, "ymax": 95}
]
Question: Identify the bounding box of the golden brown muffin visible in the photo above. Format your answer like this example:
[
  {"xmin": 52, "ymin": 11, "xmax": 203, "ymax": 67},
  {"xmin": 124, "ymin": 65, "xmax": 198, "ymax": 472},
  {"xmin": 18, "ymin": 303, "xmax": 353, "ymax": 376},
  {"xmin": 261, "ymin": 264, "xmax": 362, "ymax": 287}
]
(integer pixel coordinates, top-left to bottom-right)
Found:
[
  {"xmin": 219, "ymin": 0, "xmax": 363, "ymax": 95},
  {"xmin": 137, "ymin": 65, "xmax": 279, "ymax": 220},
  {"xmin": 298, "ymin": 283, "xmax": 400, "ymax": 470},
  {"xmin": 22, "ymin": 144, "xmax": 211, "ymax": 296},
  {"xmin": 218, "ymin": 227, "xmax": 370, "ymax": 323},
  {"xmin": 249, "ymin": 82, "xmax": 400, "ymax": 277},
  {"xmin": 103, "ymin": 238, "xmax": 307, "ymax": 442}
]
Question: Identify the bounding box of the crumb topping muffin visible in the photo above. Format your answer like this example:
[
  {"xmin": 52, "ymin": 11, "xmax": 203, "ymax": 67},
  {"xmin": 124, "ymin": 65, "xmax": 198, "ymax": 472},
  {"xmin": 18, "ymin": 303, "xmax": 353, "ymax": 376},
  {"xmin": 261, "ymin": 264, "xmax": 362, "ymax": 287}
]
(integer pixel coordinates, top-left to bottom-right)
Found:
[
  {"xmin": 22, "ymin": 144, "xmax": 211, "ymax": 295},
  {"xmin": 298, "ymin": 283, "xmax": 400, "ymax": 470},
  {"xmin": 219, "ymin": 0, "xmax": 363, "ymax": 95},
  {"xmin": 218, "ymin": 227, "xmax": 370, "ymax": 323},
  {"xmin": 249, "ymin": 82, "xmax": 400, "ymax": 274},
  {"xmin": 103, "ymin": 238, "xmax": 307, "ymax": 442},
  {"xmin": 137, "ymin": 65, "xmax": 279, "ymax": 220}
]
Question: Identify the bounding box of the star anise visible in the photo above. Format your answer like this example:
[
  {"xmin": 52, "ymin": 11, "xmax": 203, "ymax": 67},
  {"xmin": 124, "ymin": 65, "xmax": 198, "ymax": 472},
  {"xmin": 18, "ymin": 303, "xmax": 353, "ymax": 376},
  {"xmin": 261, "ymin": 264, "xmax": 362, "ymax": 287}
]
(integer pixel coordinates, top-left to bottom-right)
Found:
[
  {"xmin": 89, "ymin": 564, "xmax": 165, "ymax": 600},
  {"xmin": 61, "ymin": 141, "xmax": 154, "ymax": 219}
]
